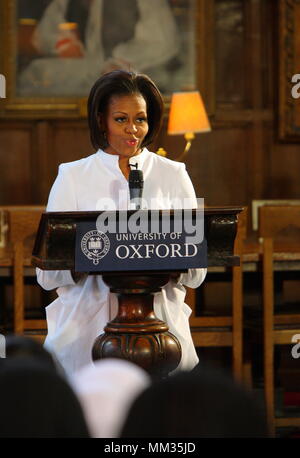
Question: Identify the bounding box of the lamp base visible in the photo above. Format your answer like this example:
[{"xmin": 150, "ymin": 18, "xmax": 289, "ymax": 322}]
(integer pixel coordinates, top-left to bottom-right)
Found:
[{"xmin": 176, "ymin": 132, "xmax": 195, "ymax": 162}]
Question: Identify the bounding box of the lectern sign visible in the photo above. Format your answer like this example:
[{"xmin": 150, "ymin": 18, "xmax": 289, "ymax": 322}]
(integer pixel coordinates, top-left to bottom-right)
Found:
[{"xmin": 75, "ymin": 209, "xmax": 207, "ymax": 272}]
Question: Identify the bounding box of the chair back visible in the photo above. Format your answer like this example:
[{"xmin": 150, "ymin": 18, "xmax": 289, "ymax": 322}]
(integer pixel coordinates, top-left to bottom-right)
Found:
[
  {"xmin": 190, "ymin": 207, "xmax": 247, "ymax": 383},
  {"xmin": 3, "ymin": 206, "xmax": 45, "ymax": 335},
  {"xmin": 258, "ymin": 205, "xmax": 300, "ymax": 245},
  {"xmin": 258, "ymin": 204, "xmax": 300, "ymax": 435}
]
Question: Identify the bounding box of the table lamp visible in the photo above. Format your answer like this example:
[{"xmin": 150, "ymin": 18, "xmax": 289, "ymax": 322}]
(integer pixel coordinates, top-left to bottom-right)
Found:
[{"xmin": 163, "ymin": 91, "xmax": 211, "ymax": 161}]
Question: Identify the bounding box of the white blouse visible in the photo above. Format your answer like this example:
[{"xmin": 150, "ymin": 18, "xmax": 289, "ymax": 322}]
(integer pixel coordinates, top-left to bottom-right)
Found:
[{"xmin": 37, "ymin": 148, "xmax": 206, "ymax": 376}]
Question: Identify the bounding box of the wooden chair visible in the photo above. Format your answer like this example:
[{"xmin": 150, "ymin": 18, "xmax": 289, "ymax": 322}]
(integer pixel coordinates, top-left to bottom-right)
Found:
[
  {"xmin": 188, "ymin": 208, "xmax": 247, "ymax": 383},
  {"xmin": 259, "ymin": 205, "xmax": 300, "ymax": 436},
  {"xmin": 6, "ymin": 206, "xmax": 47, "ymax": 342}
]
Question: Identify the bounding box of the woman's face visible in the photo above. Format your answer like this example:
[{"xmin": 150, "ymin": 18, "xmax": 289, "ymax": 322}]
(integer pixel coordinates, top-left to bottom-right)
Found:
[{"xmin": 101, "ymin": 93, "xmax": 149, "ymax": 158}]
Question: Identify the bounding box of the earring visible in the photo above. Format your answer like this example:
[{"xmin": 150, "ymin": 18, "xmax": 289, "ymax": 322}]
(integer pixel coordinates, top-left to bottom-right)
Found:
[{"xmin": 103, "ymin": 131, "xmax": 107, "ymax": 140}]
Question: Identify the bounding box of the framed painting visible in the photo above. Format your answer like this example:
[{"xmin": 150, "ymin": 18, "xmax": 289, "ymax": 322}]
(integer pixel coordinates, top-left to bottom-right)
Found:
[
  {"xmin": 0, "ymin": 0, "xmax": 214, "ymax": 119},
  {"xmin": 279, "ymin": 0, "xmax": 300, "ymax": 140}
]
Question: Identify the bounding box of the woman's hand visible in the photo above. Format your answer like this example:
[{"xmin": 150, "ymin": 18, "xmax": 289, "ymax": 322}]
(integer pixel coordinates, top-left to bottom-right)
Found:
[
  {"xmin": 71, "ymin": 271, "xmax": 89, "ymax": 283},
  {"xmin": 169, "ymin": 272, "xmax": 181, "ymax": 283}
]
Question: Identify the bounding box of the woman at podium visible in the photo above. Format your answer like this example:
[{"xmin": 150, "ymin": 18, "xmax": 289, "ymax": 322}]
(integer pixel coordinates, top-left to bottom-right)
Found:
[{"xmin": 36, "ymin": 70, "xmax": 206, "ymax": 376}]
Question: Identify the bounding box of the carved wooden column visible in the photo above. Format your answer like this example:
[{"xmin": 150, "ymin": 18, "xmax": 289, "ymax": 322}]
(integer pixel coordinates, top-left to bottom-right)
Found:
[{"xmin": 92, "ymin": 272, "xmax": 181, "ymax": 378}]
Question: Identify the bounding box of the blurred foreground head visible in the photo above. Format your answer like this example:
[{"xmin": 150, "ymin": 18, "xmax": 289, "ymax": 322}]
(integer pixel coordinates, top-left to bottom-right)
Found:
[
  {"xmin": 0, "ymin": 359, "xmax": 90, "ymax": 438},
  {"xmin": 121, "ymin": 364, "xmax": 269, "ymax": 438},
  {"xmin": 2, "ymin": 335, "xmax": 65, "ymax": 376},
  {"xmin": 71, "ymin": 358, "xmax": 150, "ymax": 438}
]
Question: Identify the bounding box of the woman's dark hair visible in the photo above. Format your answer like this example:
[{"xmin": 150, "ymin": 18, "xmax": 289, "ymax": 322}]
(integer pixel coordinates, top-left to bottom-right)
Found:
[{"xmin": 87, "ymin": 70, "xmax": 164, "ymax": 150}]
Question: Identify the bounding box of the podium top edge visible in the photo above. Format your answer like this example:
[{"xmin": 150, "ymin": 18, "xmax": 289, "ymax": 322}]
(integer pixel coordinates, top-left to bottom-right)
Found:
[{"xmin": 41, "ymin": 207, "xmax": 244, "ymax": 217}]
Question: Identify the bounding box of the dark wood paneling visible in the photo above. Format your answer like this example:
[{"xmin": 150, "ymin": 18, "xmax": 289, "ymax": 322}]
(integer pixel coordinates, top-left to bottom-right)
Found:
[
  {"xmin": 0, "ymin": 123, "xmax": 33, "ymax": 204},
  {"xmin": 49, "ymin": 121, "xmax": 92, "ymax": 190},
  {"xmin": 188, "ymin": 126, "xmax": 250, "ymax": 206},
  {"xmin": 51, "ymin": 121, "xmax": 92, "ymax": 168},
  {"xmin": 34, "ymin": 121, "xmax": 93, "ymax": 204},
  {"xmin": 271, "ymin": 142, "xmax": 300, "ymax": 198}
]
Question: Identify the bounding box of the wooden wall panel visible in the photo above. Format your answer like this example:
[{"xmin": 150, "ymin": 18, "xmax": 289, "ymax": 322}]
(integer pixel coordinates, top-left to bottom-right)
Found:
[
  {"xmin": 50, "ymin": 122, "xmax": 92, "ymax": 169},
  {"xmin": 187, "ymin": 126, "xmax": 250, "ymax": 206},
  {"xmin": 47, "ymin": 121, "xmax": 93, "ymax": 199},
  {"xmin": 270, "ymin": 142, "xmax": 300, "ymax": 198},
  {"xmin": 0, "ymin": 124, "xmax": 33, "ymax": 204}
]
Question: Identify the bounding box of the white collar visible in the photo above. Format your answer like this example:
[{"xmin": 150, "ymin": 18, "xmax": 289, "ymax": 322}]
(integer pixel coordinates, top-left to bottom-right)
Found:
[{"xmin": 97, "ymin": 147, "xmax": 150, "ymax": 170}]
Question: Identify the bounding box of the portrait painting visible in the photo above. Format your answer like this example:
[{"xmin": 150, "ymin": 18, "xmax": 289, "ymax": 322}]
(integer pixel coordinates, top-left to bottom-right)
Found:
[
  {"xmin": 16, "ymin": 0, "xmax": 197, "ymax": 97},
  {"xmin": 0, "ymin": 0, "xmax": 209, "ymax": 118}
]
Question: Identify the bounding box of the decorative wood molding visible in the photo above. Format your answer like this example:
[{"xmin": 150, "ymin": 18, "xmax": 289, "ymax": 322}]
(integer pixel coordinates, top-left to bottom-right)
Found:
[{"xmin": 279, "ymin": 0, "xmax": 300, "ymax": 140}]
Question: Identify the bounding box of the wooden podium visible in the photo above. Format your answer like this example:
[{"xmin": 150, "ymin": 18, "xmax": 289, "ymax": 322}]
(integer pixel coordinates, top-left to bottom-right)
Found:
[{"xmin": 32, "ymin": 207, "xmax": 241, "ymax": 377}]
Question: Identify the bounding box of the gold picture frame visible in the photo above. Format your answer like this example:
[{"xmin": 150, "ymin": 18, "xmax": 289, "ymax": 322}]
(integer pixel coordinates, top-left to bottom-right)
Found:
[
  {"xmin": 279, "ymin": 0, "xmax": 300, "ymax": 140},
  {"xmin": 0, "ymin": 0, "xmax": 214, "ymax": 119}
]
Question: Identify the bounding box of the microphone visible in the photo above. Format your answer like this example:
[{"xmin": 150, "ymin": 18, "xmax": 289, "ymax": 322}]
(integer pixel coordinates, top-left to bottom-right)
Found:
[{"xmin": 128, "ymin": 163, "xmax": 144, "ymax": 210}]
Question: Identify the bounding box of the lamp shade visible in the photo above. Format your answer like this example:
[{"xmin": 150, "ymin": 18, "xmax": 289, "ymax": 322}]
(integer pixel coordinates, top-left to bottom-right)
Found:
[{"xmin": 167, "ymin": 91, "xmax": 211, "ymax": 135}]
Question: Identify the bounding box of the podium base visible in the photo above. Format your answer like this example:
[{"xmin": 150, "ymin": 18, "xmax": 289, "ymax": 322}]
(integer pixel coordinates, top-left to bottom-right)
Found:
[{"xmin": 92, "ymin": 273, "xmax": 182, "ymax": 378}]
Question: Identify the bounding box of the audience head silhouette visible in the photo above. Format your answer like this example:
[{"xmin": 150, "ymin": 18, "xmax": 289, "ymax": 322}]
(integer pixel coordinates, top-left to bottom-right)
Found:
[
  {"xmin": 121, "ymin": 364, "xmax": 269, "ymax": 438},
  {"xmin": 2, "ymin": 334, "xmax": 66, "ymax": 376},
  {"xmin": 0, "ymin": 358, "xmax": 90, "ymax": 438}
]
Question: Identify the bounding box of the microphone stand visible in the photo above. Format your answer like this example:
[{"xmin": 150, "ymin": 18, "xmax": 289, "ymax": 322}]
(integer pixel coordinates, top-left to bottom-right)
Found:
[{"xmin": 128, "ymin": 162, "xmax": 144, "ymax": 210}]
